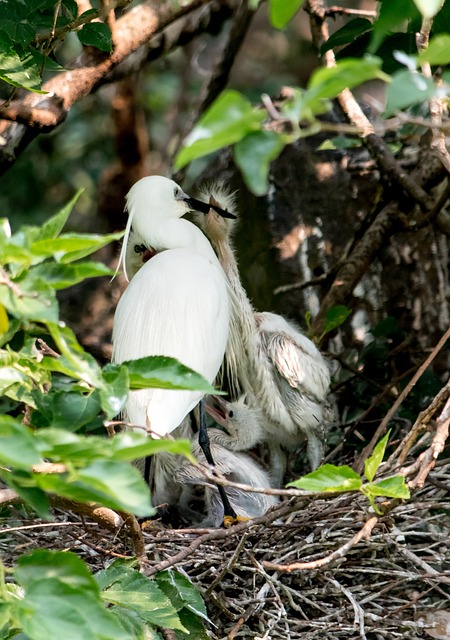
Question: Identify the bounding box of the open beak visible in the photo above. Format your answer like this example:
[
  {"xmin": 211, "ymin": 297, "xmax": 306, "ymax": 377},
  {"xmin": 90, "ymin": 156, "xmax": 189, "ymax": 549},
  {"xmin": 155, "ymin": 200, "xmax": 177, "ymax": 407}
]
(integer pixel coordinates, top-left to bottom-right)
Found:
[
  {"xmin": 204, "ymin": 395, "xmax": 231, "ymax": 427},
  {"xmin": 183, "ymin": 195, "xmax": 236, "ymax": 219}
]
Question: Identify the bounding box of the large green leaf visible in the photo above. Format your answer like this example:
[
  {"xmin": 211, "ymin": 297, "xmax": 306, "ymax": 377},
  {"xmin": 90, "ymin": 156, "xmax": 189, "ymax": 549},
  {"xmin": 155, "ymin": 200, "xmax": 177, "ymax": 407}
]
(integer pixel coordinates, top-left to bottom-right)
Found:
[
  {"xmin": 108, "ymin": 431, "xmax": 194, "ymax": 463},
  {"xmin": 15, "ymin": 577, "xmax": 131, "ymax": 640},
  {"xmin": 288, "ymin": 464, "xmax": 363, "ymax": 492},
  {"xmin": 383, "ymin": 68, "xmax": 436, "ymax": 116},
  {"xmin": 16, "ymin": 549, "xmax": 98, "ymax": 591},
  {"xmin": 156, "ymin": 570, "xmax": 208, "ymax": 621},
  {"xmin": 45, "ymin": 323, "xmax": 102, "ymax": 388},
  {"xmin": 36, "ymin": 261, "xmax": 112, "ymax": 288},
  {"xmin": 102, "ymin": 571, "xmax": 186, "ymax": 631},
  {"xmin": 234, "ymin": 130, "xmax": 284, "ymax": 196},
  {"xmin": 31, "ymin": 390, "xmax": 102, "ymax": 431},
  {"xmin": 305, "ymin": 56, "xmax": 388, "ymax": 109},
  {"xmin": 35, "ymin": 460, "xmax": 153, "ymax": 517},
  {"xmin": 30, "ymin": 231, "xmax": 123, "ymax": 264},
  {"xmin": 269, "ymin": 0, "xmax": 305, "ymax": 30},
  {"xmin": 124, "ymin": 356, "xmax": 220, "ymax": 394},
  {"xmin": 174, "ymin": 90, "xmax": 265, "ymax": 170},
  {"xmin": 0, "ymin": 416, "xmax": 42, "ymax": 469}
]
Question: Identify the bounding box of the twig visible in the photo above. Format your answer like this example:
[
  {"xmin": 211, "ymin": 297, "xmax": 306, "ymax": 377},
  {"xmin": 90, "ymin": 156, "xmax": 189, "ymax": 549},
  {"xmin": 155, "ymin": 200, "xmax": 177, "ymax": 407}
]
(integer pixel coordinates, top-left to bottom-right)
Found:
[
  {"xmin": 323, "ymin": 5, "xmax": 377, "ymax": 18},
  {"xmin": 142, "ymin": 498, "xmax": 300, "ymax": 577},
  {"xmin": 416, "ymin": 13, "xmax": 450, "ymax": 175},
  {"xmin": 408, "ymin": 395, "xmax": 450, "ymax": 489},
  {"xmin": 354, "ymin": 325, "xmax": 450, "ymax": 473},
  {"xmin": 206, "ymin": 531, "xmax": 248, "ymax": 595},
  {"xmin": 387, "ymin": 379, "xmax": 450, "ymax": 468},
  {"xmin": 262, "ymin": 516, "xmax": 379, "ymax": 572},
  {"xmin": 325, "ymin": 576, "xmax": 367, "ymax": 640}
]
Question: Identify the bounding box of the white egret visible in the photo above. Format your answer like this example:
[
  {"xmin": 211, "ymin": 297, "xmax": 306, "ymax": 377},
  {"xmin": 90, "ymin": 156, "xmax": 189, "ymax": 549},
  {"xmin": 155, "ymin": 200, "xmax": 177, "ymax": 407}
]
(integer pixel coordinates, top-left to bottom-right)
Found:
[
  {"xmin": 199, "ymin": 186, "xmax": 332, "ymax": 483},
  {"xmin": 175, "ymin": 434, "xmax": 278, "ymax": 527},
  {"xmin": 112, "ymin": 175, "xmax": 238, "ymax": 520}
]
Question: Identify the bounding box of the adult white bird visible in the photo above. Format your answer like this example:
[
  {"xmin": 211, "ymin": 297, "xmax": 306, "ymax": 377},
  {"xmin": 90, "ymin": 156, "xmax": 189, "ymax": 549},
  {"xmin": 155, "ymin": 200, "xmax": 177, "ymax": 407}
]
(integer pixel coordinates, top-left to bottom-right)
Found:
[
  {"xmin": 112, "ymin": 175, "xmax": 238, "ymax": 519},
  {"xmin": 199, "ymin": 186, "xmax": 332, "ymax": 484}
]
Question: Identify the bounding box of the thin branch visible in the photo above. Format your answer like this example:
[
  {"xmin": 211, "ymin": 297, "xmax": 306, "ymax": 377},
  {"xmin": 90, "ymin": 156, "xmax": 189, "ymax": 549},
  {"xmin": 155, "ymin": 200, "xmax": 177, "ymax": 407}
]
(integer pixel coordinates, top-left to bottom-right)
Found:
[
  {"xmin": 354, "ymin": 325, "xmax": 450, "ymax": 474},
  {"xmin": 262, "ymin": 516, "xmax": 378, "ymax": 572}
]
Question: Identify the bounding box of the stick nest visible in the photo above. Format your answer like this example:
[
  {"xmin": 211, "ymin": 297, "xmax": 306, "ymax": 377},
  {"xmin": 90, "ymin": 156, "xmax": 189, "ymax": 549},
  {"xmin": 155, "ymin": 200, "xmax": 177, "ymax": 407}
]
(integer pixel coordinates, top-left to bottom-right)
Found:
[{"xmin": 2, "ymin": 461, "xmax": 450, "ymax": 640}]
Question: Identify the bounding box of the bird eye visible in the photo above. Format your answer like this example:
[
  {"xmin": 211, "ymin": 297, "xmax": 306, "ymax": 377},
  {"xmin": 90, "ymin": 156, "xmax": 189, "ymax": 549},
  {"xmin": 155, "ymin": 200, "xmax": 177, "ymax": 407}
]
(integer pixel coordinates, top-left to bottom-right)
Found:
[
  {"xmin": 174, "ymin": 187, "xmax": 181, "ymax": 198},
  {"xmin": 134, "ymin": 244, "xmax": 144, "ymax": 254},
  {"xmin": 228, "ymin": 410, "xmax": 234, "ymax": 419}
]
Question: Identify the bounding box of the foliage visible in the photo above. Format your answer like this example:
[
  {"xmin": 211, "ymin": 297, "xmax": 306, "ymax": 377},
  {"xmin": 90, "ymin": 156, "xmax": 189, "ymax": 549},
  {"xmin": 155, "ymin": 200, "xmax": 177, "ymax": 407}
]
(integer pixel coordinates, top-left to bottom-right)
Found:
[
  {"xmin": 288, "ymin": 432, "xmax": 410, "ymax": 513},
  {"xmin": 0, "ymin": 554, "xmax": 209, "ymax": 639},
  {"xmin": 0, "ymin": 198, "xmax": 214, "ymax": 638},
  {"xmin": 174, "ymin": 0, "xmax": 450, "ymax": 194}
]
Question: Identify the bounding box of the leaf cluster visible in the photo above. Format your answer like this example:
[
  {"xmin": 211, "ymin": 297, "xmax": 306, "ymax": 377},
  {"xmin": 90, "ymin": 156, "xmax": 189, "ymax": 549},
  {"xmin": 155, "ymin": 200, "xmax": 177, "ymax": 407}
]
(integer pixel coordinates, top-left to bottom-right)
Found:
[{"xmin": 289, "ymin": 431, "xmax": 410, "ymax": 513}]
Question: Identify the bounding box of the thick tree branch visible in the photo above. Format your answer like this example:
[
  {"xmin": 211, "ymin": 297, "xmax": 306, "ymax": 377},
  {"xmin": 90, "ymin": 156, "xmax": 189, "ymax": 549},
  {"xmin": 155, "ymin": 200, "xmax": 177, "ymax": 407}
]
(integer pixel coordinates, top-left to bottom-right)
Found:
[{"xmin": 0, "ymin": 0, "xmax": 236, "ymax": 175}]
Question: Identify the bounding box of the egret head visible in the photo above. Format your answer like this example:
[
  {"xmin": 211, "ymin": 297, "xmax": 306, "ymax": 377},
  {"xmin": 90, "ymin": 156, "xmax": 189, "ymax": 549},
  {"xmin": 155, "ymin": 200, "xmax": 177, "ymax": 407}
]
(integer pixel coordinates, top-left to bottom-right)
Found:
[
  {"xmin": 116, "ymin": 175, "xmax": 235, "ymax": 281},
  {"xmin": 196, "ymin": 184, "xmax": 238, "ymax": 248},
  {"xmin": 206, "ymin": 394, "xmax": 264, "ymax": 443}
]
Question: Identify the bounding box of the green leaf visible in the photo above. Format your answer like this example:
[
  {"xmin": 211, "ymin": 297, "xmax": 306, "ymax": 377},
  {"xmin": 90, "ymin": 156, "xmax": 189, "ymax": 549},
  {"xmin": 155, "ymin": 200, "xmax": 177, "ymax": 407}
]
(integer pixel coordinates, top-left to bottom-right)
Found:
[
  {"xmin": 108, "ymin": 431, "xmax": 194, "ymax": 463},
  {"xmin": 35, "ymin": 460, "xmax": 153, "ymax": 517},
  {"xmin": 94, "ymin": 558, "xmax": 139, "ymax": 591},
  {"xmin": 78, "ymin": 22, "xmax": 113, "ymax": 52},
  {"xmin": 46, "ymin": 323, "xmax": 102, "ymax": 388},
  {"xmin": 0, "ymin": 416, "xmax": 41, "ymax": 469},
  {"xmin": 369, "ymin": 0, "xmax": 420, "ymax": 53},
  {"xmin": 100, "ymin": 364, "xmax": 130, "ymax": 419},
  {"xmin": 30, "ymin": 261, "xmax": 112, "ymax": 290},
  {"xmin": 15, "ymin": 573, "xmax": 131, "ymax": 640},
  {"xmin": 365, "ymin": 476, "xmax": 410, "ymax": 500},
  {"xmin": 234, "ymin": 130, "xmax": 284, "ymax": 196},
  {"xmin": 321, "ymin": 18, "xmax": 373, "ymax": 54},
  {"xmin": 16, "ymin": 550, "xmax": 99, "ymax": 591},
  {"xmin": 0, "ymin": 275, "xmax": 59, "ymax": 323},
  {"xmin": 323, "ymin": 305, "xmax": 352, "ymax": 334},
  {"xmin": 383, "ymin": 68, "xmax": 436, "ymax": 116},
  {"xmin": 31, "ymin": 390, "xmax": 102, "ymax": 431},
  {"xmin": 125, "ymin": 356, "xmax": 220, "ymax": 394},
  {"xmin": 364, "ymin": 431, "xmax": 390, "ymax": 482},
  {"xmin": 156, "ymin": 570, "xmax": 208, "ymax": 622},
  {"xmin": 38, "ymin": 191, "xmax": 83, "ymax": 240},
  {"xmin": 0, "ymin": 51, "xmax": 46, "ymax": 93},
  {"xmin": 174, "ymin": 90, "xmax": 265, "ymax": 170},
  {"xmin": 30, "ymin": 231, "xmax": 123, "ymax": 264},
  {"xmin": 102, "ymin": 571, "xmax": 186, "ymax": 631},
  {"xmin": 417, "ymin": 34, "xmax": 450, "ymax": 65},
  {"xmin": 412, "ymin": 0, "xmax": 443, "ymax": 19},
  {"xmin": 305, "ymin": 56, "xmax": 389, "ymax": 111},
  {"xmin": 288, "ymin": 464, "xmax": 363, "ymax": 492},
  {"xmin": 269, "ymin": 0, "xmax": 305, "ymax": 29}
]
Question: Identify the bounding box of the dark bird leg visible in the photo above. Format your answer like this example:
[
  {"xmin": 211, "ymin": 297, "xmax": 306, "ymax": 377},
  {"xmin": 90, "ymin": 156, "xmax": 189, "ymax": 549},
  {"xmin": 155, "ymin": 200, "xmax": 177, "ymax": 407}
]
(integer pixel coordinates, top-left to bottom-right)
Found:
[{"xmin": 197, "ymin": 399, "xmax": 237, "ymax": 523}]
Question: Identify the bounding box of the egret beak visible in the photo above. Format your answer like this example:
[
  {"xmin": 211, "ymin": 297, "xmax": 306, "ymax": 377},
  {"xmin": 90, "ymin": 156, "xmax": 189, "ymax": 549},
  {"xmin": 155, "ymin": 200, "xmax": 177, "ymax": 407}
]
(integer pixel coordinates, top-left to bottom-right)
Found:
[
  {"xmin": 205, "ymin": 395, "xmax": 230, "ymax": 427},
  {"xmin": 183, "ymin": 195, "xmax": 237, "ymax": 219}
]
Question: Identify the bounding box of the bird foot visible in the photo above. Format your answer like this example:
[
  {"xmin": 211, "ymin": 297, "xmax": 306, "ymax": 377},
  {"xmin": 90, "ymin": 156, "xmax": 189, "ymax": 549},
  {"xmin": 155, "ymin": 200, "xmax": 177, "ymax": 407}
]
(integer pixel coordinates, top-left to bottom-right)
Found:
[{"xmin": 223, "ymin": 514, "xmax": 251, "ymax": 528}]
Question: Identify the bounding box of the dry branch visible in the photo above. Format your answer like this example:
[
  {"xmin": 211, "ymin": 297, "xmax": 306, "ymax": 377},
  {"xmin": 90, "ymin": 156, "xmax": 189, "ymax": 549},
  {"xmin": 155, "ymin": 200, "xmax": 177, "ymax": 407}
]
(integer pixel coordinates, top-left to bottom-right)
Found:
[{"xmin": 0, "ymin": 0, "xmax": 237, "ymax": 175}]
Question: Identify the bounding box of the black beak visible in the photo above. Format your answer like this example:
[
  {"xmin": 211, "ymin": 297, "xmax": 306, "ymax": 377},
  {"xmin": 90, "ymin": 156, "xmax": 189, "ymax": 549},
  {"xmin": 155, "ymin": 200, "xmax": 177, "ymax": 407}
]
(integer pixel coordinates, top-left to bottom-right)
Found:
[{"xmin": 184, "ymin": 195, "xmax": 237, "ymax": 219}]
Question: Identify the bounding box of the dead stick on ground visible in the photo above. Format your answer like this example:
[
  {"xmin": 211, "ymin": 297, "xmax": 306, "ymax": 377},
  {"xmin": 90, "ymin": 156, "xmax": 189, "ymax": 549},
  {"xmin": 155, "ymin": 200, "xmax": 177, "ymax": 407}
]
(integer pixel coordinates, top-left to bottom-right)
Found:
[
  {"xmin": 354, "ymin": 325, "xmax": 450, "ymax": 474},
  {"xmin": 262, "ymin": 516, "xmax": 379, "ymax": 573}
]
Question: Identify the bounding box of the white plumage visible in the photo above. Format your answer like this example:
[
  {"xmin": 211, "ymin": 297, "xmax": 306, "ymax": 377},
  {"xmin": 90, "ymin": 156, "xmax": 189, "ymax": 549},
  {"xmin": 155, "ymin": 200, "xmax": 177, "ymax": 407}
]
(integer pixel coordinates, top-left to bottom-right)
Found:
[
  {"xmin": 112, "ymin": 176, "xmax": 230, "ymax": 438},
  {"xmin": 198, "ymin": 185, "xmax": 332, "ymax": 482}
]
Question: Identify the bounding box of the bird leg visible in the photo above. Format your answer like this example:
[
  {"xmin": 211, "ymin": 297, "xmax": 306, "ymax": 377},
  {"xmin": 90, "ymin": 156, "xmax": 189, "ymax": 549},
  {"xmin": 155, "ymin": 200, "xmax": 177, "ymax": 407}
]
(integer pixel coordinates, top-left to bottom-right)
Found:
[{"xmin": 197, "ymin": 400, "xmax": 239, "ymax": 525}]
